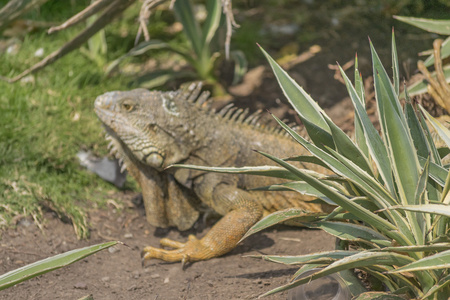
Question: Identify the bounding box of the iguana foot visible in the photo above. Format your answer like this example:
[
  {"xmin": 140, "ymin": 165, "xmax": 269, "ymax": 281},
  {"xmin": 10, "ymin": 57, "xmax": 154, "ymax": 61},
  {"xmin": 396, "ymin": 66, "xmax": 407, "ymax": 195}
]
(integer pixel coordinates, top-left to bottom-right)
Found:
[{"xmin": 141, "ymin": 235, "xmax": 216, "ymax": 265}]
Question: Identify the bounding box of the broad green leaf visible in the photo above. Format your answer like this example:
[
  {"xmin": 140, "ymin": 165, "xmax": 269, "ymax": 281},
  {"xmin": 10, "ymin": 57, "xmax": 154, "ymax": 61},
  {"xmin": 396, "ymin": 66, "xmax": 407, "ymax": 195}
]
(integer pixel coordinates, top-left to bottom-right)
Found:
[
  {"xmin": 388, "ymin": 249, "xmax": 450, "ymax": 273},
  {"xmin": 421, "ymin": 273, "xmax": 450, "ymax": 299},
  {"xmin": 419, "ymin": 105, "xmax": 450, "ymax": 148},
  {"xmin": 169, "ymin": 164, "xmax": 302, "ymax": 181},
  {"xmin": 300, "ymin": 116, "xmax": 335, "ymax": 151},
  {"xmin": 174, "ymin": 0, "xmax": 202, "ymax": 57},
  {"xmin": 309, "ymin": 221, "xmax": 391, "ymax": 247},
  {"xmin": 377, "ymin": 73, "xmax": 420, "ymax": 207},
  {"xmin": 261, "ymin": 251, "xmax": 416, "ymax": 297},
  {"xmin": 389, "ymin": 204, "xmax": 450, "ymax": 217},
  {"xmin": 259, "ymin": 45, "xmax": 330, "ymax": 133},
  {"xmin": 340, "ymin": 66, "xmax": 395, "ymax": 195},
  {"xmin": 394, "ymin": 16, "xmax": 450, "ymax": 35},
  {"xmin": 241, "ymin": 208, "xmax": 326, "ymax": 241},
  {"xmin": 0, "ymin": 241, "xmax": 119, "ymax": 290},
  {"xmin": 201, "ymin": 0, "xmax": 222, "ymax": 47},
  {"xmin": 252, "ymin": 181, "xmax": 336, "ymax": 205},
  {"xmin": 260, "ymin": 250, "xmax": 358, "ymax": 265}
]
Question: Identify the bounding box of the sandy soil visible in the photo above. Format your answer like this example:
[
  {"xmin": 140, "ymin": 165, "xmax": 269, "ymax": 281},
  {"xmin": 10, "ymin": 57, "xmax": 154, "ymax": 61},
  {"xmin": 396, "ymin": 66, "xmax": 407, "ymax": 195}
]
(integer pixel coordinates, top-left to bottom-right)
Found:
[{"xmin": 0, "ymin": 192, "xmax": 335, "ymax": 300}]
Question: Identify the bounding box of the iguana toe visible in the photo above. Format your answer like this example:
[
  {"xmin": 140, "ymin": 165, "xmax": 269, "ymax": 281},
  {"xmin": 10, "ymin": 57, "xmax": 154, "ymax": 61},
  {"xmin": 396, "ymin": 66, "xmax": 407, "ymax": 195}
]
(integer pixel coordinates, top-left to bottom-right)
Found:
[{"xmin": 141, "ymin": 236, "xmax": 215, "ymax": 263}]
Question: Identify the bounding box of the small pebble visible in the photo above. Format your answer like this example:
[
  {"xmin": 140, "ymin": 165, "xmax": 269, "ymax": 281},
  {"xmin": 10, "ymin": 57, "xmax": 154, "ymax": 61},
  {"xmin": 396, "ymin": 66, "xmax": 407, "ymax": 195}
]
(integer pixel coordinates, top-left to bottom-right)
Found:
[
  {"xmin": 34, "ymin": 48, "xmax": 44, "ymax": 57},
  {"xmin": 164, "ymin": 277, "xmax": 170, "ymax": 284},
  {"xmin": 74, "ymin": 282, "xmax": 88, "ymax": 290},
  {"xmin": 127, "ymin": 285, "xmax": 137, "ymax": 291},
  {"xmin": 132, "ymin": 270, "xmax": 140, "ymax": 279},
  {"xmin": 108, "ymin": 246, "xmax": 119, "ymax": 254},
  {"xmin": 150, "ymin": 274, "xmax": 160, "ymax": 279},
  {"xmin": 124, "ymin": 233, "xmax": 133, "ymax": 239},
  {"xmin": 18, "ymin": 218, "xmax": 32, "ymax": 227},
  {"xmin": 101, "ymin": 276, "xmax": 110, "ymax": 282}
]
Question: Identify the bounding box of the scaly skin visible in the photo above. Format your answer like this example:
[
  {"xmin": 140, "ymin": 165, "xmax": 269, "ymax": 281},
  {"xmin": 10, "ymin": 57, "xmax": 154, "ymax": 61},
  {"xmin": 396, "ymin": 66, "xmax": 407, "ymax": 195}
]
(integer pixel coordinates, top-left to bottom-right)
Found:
[{"xmin": 94, "ymin": 83, "xmax": 333, "ymax": 264}]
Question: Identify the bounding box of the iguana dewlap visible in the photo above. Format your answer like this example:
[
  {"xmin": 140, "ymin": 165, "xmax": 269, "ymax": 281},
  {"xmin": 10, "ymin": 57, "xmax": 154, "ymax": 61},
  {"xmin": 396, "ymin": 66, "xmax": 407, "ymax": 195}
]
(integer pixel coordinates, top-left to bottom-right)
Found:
[{"xmin": 94, "ymin": 83, "xmax": 332, "ymax": 264}]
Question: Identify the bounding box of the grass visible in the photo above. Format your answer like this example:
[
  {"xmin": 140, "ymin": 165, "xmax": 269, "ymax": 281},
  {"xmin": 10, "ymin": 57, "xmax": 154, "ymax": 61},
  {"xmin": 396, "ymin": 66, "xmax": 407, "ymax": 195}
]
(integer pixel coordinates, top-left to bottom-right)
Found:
[{"xmin": 0, "ymin": 1, "xmax": 146, "ymax": 238}]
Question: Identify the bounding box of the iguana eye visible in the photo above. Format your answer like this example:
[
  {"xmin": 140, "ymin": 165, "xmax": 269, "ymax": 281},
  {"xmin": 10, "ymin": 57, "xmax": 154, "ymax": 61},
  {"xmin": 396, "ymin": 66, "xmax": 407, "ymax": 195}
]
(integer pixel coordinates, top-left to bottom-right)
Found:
[
  {"xmin": 162, "ymin": 94, "xmax": 179, "ymax": 116},
  {"xmin": 121, "ymin": 100, "xmax": 135, "ymax": 112}
]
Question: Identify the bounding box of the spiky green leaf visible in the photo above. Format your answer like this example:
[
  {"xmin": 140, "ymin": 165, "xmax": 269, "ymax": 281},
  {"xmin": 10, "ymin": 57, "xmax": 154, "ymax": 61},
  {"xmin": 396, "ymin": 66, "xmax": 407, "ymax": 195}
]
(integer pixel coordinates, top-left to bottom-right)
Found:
[
  {"xmin": 394, "ymin": 16, "xmax": 450, "ymax": 35},
  {"xmin": 0, "ymin": 241, "xmax": 119, "ymax": 290}
]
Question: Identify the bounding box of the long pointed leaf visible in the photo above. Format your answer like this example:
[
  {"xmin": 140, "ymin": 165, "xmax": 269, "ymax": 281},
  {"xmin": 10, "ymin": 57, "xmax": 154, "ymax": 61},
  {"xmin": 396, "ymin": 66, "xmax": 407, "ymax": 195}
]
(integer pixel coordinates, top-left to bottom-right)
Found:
[
  {"xmin": 388, "ymin": 249, "xmax": 450, "ymax": 273},
  {"xmin": 241, "ymin": 208, "xmax": 326, "ymax": 241},
  {"xmin": 201, "ymin": 0, "xmax": 222, "ymax": 47},
  {"xmin": 255, "ymin": 150, "xmax": 408, "ymax": 242},
  {"xmin": 340, "ymin": 66, "xmax": 395, "ymax": 194},
  {"xmin": 169, "ymin": 164, "xmax": 301, "ymax": 181},
  {"xmin": 174, "ymin": 0, "xmax": 202, "ymax": 57},
  {"xmin": 259, "ymin": 45, "xmax": 330, "ymax": 133},
  {"xmin": 261, "ymin": 251, "xmax": 416, "ymax": 297},
  {"xmin": 394, "ymin": 16, "xmax": 450, "ymax": 35},
  {"xmin": 309, "ymin": 221, "xmax": 391, "ymax": 247},
  {"xmin": 392, "ymin": 30, "xmax": 399, "ymax": 96},
  {"xmin": 323, "ymin": 114, "xmax": 373, "ymax": 176},
  {"xmin": 259, "ymin": 250, "xmax": 359, "ymax": 265},
  {"xmin": 389, "ymin": 204, "xmax": 450, "ymax": 217},
  {"xmin": 0, "ymin": 241, "xmax": 119, "ymax": 290},
  {"xmin": 421, "ymin": 273, "xmax": 450, "ymax": 299}
]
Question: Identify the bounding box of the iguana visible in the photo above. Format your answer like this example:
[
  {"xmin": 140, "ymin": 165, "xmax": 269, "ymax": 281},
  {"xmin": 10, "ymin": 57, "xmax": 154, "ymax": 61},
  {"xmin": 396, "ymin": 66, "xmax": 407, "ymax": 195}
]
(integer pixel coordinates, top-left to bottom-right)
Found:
[{"xmin": 94, "ymin": 83, "xmax": 332, "ymax": 264}]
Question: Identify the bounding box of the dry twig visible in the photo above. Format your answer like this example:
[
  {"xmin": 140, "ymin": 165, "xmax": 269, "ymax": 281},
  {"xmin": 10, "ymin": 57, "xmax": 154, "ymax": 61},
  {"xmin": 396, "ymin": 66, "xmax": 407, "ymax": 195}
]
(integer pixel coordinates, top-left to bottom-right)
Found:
[
  {"xmin": 1, "ymin": 0, "xmax": 136, "ymax": 83},
  {"xmin": 418, "ymin": 39, "xmax": 450, "ymax": 112}
]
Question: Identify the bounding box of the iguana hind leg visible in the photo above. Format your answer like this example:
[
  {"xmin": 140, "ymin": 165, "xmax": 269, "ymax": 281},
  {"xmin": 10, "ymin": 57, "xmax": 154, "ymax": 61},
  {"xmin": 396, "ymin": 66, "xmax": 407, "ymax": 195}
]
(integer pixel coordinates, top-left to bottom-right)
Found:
[{"xmin": 141, "ymin": 184, "xmax": 263, "ymax": 263}]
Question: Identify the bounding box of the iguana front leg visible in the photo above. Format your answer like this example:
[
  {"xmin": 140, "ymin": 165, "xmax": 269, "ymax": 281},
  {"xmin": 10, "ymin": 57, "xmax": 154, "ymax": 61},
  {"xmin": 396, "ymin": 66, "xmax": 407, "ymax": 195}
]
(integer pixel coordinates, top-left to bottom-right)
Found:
[{"xmin": 141, "ymin": 184, "xmax": 263, "ymax": 263}]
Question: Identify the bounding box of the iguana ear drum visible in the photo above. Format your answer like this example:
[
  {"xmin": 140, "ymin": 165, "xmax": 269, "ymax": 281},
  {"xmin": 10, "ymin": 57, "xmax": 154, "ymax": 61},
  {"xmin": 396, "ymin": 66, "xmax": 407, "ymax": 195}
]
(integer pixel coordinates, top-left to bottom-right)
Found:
[{"xmin": 145, "ymin": 152, "xmax": 164, "ymax": 169}]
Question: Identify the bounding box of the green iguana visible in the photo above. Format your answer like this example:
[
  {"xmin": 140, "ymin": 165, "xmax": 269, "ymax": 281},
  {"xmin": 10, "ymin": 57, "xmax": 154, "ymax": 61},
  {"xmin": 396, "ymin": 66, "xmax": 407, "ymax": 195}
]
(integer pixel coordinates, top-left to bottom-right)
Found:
[{"xmin": 94, "ymin": 83, "xmax": 332, "ymax": 264}]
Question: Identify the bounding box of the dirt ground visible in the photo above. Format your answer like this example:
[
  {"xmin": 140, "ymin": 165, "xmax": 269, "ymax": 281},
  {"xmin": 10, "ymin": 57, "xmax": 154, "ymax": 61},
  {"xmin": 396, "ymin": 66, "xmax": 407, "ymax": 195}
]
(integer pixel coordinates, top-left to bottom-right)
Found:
[
  {"xmin": 1, "ymin": 192, "xmax": 335, "ymax": 300},
  {"xmin": 0, "ymin": 2, "xmax": 440, "ymax": 300}
]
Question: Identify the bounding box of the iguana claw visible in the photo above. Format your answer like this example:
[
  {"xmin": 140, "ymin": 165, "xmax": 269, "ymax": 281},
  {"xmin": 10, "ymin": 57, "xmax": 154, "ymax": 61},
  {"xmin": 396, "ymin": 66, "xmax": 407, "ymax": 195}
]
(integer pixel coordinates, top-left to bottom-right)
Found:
[{"xmin": 141, "ymin": 235, "xmax": 215, "ymax": 264}]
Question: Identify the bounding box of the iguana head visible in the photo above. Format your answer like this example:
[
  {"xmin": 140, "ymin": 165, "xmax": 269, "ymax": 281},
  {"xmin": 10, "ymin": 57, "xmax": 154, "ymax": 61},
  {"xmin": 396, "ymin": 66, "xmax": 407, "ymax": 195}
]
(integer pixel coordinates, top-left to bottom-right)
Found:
[{"xmin": 94, "ymin": 84, "xmax": 207, "ymax": 171}]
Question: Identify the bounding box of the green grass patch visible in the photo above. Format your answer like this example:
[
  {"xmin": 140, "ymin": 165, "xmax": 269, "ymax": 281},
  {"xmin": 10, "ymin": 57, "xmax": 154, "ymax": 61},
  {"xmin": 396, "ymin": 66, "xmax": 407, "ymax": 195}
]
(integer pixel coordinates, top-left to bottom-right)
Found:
[{"xmin": 0, "ymin": 3, "xmax": 148, "ymax": 239}]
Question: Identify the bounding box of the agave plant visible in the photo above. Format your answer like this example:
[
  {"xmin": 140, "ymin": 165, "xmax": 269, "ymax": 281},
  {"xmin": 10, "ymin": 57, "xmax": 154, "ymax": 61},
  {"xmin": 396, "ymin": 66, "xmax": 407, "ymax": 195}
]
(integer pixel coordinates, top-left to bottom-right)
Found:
[{"xmin": 175, "ymin": 33, "xmax": 450, "ymax": 299}]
